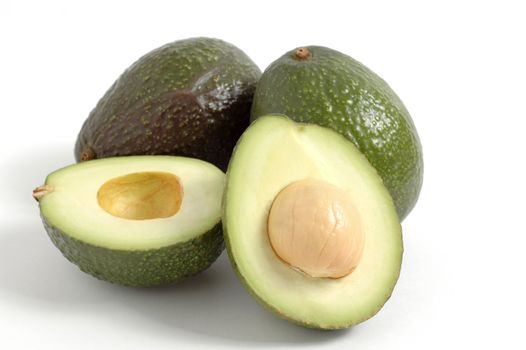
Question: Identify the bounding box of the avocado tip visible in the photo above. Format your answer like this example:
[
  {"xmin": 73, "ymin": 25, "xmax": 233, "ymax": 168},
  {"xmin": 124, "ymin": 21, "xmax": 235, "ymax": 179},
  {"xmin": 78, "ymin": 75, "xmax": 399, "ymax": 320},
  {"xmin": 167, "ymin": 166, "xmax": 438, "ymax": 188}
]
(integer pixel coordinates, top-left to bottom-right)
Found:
[
  {"xmin": 294, "ymin": 47, "xmax": 311, "ymax": 60},
  {"xmin": 80, "ymin": 147, "xmax": 95, "ymax": 161},
  {"xmin": 33, "ymin": 185, "xmax": 54, "ymax": 202}
]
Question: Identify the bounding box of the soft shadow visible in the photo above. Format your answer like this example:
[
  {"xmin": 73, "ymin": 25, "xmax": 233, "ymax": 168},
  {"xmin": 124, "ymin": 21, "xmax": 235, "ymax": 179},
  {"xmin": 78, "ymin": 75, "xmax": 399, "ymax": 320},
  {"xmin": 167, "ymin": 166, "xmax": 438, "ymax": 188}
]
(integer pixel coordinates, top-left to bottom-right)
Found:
[
  {"xmin": 0, "ymin": 143, "xmax": 347, "ymax": 344},
  {"xmin": 0, "ymin": 220, "xmax": 347, "ymax": 345},
  {"xmin": 0, "ymin": 219, "xmax": 114, "ymax": 306},
  {"xmin": 127, "ymin": 253, "xmax": 350, "ymax": 344}
]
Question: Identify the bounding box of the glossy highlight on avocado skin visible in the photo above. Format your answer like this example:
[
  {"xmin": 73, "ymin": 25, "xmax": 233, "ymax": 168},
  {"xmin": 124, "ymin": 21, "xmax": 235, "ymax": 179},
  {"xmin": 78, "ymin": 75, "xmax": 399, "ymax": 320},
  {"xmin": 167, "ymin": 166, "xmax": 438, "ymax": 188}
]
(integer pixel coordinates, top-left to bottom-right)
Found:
[
  {"xmin": 76, "ymin": 37, "xmax": 261, "ymax": 171},
  {"xmin": 251, "ymin": 46, "xmax": 423, "ymax": 220}
]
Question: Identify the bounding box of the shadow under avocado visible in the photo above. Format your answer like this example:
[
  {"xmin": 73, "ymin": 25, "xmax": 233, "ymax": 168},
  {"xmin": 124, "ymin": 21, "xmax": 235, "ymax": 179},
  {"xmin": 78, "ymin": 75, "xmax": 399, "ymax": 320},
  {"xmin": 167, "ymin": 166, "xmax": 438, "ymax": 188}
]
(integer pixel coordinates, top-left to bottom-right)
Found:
[
  {"xmin": 0, "ymin": 220, "xmax": 348, "ymax": 344},
  {"xmin": 126, "ymin": 253, "xmax": 350, "ymax": 344},
  {"xmin": 0, "ymin": 143, "xmax": 349, "ymax": 344}
]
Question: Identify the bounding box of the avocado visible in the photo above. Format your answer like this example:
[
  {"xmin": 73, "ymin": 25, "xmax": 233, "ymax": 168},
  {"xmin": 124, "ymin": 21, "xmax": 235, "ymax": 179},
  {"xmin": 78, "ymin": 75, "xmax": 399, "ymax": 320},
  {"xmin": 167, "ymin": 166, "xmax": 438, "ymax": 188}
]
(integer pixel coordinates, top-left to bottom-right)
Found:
[
  {"xmin": 251, "ymin": 46, "xmax": 423, "ymax": 220},
  {"xmin": 75, "ymin": 37, "xmax": 261, "ymax": 170},
  {"xmin": 33, "ymin": 156, "xmax": 225, "ymax": 286},
  {"xmin": 223, "ymin": 115, "xmax": 403, "ymax": 329}
]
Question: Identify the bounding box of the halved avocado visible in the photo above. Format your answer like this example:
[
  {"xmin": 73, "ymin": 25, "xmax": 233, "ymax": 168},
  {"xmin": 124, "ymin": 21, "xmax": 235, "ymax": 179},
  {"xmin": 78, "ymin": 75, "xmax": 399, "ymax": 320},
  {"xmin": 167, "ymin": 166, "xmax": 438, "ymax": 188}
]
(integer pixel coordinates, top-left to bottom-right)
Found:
[
  {"xmin": 223, "ymin": 116, "xmax": 403, "ymax": 329},
  {"xmin": 33, "ymin": 156, "xmax": 225, "ymax": 286}
]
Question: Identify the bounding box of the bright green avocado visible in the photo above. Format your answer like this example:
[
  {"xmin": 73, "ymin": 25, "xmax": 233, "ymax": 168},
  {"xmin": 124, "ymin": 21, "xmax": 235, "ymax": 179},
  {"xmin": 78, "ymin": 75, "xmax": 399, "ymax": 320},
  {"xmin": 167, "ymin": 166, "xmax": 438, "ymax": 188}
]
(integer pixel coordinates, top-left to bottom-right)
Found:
[
  {"xmin": 223, "ymin": 115, "xmax": 403, "ymax": 329},
  {"xmin": 34, "ymin": 156, "xmax": 225, "ymax": 286},
  {"xmin": 251, "ymin": 46, "xmax": 423, "ymax": 220},
  {"xmin": 75, "ymin": 37, "xmax": 261, "ymax": 171}
]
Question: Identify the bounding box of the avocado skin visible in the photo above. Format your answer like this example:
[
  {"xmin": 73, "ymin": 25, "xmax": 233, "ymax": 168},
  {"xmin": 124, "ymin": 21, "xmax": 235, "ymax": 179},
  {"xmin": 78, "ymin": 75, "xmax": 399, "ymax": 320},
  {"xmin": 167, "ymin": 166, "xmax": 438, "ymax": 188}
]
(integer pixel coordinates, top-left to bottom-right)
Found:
[
  {"xmin": 251, "ymin": 46, "xmax": 423, "ymax": 220},
  {"xmin": 75, "ymin": 37, "xmax": 261, "ymax": 170},
  {"xmin": 42, "ymin": 215, "xmax": 223, "ymax": 287}
]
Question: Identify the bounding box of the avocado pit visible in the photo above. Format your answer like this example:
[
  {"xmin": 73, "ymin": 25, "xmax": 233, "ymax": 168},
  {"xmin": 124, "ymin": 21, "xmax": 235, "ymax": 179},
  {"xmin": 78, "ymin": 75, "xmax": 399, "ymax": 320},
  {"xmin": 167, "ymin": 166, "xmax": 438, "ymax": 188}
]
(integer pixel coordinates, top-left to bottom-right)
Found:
[
  {"xmin": 97, "ymin": 171, "xmax": 183, "ymax": 220},
  {"xmin": 267, "ymin": 179, "xmax": 364, "ymax": 279}
]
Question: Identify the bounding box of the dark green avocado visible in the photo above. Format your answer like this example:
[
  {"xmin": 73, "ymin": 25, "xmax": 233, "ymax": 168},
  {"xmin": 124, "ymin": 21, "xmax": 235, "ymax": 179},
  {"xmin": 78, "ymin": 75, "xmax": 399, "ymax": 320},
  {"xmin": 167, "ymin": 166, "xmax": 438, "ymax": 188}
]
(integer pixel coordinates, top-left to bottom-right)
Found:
[
  {"xmin": 251, "ymin": 46, "xmax": 423, "ymax": 220},
  {"xmin": 75, "ymin": 37, "xmax": 261, "ymax": 170},
  {"xmin": 43, "ymin": 219, "xmax": 223, "ymax": 287}
]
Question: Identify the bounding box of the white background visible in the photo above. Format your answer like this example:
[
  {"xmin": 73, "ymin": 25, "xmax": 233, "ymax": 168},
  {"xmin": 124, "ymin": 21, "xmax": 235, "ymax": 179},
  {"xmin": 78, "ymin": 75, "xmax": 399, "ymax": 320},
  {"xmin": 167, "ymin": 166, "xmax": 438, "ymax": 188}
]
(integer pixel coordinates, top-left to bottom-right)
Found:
[{"xmin": 1, "ymin": 0, "xmax": 525, "ymax": 349}]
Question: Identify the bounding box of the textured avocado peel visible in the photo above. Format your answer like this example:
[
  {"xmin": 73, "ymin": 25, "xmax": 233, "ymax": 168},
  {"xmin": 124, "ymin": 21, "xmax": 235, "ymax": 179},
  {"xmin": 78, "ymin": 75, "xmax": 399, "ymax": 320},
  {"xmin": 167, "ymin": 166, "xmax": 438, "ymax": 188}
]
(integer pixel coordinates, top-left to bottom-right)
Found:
[
  {"xmin": 75, "ymin": 37, "xmax": 261, "ymax": 170},
  {"xmin": 31, "ymin": 37, "xmax": 421, "ymax": 331},
  {"xmin": 35, "ymin": 156, "xmax": 225, "ymax": 287},
  {"xmin": 43, "ymin": 218, "xmax": 223, "ymax": 287},
  {"xmin": 251, "ymin": 46, "xmax": 423, "ymax": 219}
]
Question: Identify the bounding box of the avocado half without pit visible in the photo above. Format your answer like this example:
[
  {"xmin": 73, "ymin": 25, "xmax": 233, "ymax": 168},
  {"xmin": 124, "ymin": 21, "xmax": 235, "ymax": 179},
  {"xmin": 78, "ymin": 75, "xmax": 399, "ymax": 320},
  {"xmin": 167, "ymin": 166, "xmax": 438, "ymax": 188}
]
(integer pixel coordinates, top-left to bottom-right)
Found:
[
  {"xmin": 33, "ymin": 156, "xmax": 225, "ymax": 286},
  {"xmin": 223, "ymin": 115, "xmax": 403, "ymax": 329}
]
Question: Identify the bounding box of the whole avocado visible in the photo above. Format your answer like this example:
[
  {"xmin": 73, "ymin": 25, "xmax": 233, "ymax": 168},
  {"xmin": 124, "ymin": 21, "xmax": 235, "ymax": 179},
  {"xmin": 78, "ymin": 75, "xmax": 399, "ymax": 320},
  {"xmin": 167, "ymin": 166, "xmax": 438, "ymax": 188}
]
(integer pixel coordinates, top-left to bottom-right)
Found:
[
  {"xmin": 251, "ymin": 46, "xmax": 423, "ymax": 220},
  {"xmin": 75, "ymin": 37, "xmax": 261, "ymax": 170}
]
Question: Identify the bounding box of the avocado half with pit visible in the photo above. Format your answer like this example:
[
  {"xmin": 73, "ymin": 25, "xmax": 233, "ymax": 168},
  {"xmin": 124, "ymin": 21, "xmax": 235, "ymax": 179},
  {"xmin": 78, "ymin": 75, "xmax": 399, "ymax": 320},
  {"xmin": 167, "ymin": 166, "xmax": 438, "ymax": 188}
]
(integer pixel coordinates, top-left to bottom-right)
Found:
[
  {"xmin": 33, "ymin": 156, "xmax": 225, "ymax": 286},
  {"xmin": 223, "ymin": 116, "xmax": 403, "ymax": 329}
]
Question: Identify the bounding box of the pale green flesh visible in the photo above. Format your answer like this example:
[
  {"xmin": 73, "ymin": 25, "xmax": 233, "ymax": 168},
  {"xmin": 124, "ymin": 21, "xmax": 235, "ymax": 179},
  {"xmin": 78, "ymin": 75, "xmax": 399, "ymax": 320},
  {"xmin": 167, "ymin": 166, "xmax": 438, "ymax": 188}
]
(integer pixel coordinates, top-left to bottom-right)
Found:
[
  {"xmin": 224, "ymin": 116, "xmax": 403, "ymax": 328},
  {"xmin": 40, "ymin": 156, "xmax": 225, "ymax": 250}
]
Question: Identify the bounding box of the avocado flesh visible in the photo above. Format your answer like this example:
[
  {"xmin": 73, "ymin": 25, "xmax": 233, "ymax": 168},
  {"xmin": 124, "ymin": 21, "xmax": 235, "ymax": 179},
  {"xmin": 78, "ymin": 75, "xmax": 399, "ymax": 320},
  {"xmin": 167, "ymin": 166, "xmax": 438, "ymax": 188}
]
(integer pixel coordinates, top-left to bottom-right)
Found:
[
  {"xmin": 251, "ymin": 46, "xmax": 423, "ymax": 220},
  {"xmin": 38, "ymin": 156, "xmax": 225, "ymax": 286},
  {"xmin": 223, "ymin": 116, "xmax": 403, "ymax": 329},
  {"xmin": 75, "ymin": 37, "xmax": 261, "ymax": 170}
]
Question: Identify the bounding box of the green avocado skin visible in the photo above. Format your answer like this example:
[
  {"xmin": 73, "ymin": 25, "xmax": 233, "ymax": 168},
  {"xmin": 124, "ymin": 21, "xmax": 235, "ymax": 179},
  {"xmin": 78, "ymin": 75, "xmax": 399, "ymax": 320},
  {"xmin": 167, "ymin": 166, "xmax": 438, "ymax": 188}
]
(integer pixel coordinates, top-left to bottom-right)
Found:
[
  {"xmin": 42, "ymin": 215, "xmax": 223, "ymax": 287},
  {"xmin": 251, "ymin": 46, "xmax": 423, "ymax": 220},
  {"xmin": 75, "ymin": 37, "xmax": 261, "ymax": 171}
]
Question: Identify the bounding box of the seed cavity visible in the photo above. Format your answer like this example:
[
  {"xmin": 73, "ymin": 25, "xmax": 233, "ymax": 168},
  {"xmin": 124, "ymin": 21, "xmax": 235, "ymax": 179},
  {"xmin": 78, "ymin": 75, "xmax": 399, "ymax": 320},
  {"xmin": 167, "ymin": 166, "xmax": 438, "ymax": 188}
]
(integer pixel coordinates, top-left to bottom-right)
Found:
[{"xmin": 97, "ymin": 171, "xmax": 183, "ymax": 220}]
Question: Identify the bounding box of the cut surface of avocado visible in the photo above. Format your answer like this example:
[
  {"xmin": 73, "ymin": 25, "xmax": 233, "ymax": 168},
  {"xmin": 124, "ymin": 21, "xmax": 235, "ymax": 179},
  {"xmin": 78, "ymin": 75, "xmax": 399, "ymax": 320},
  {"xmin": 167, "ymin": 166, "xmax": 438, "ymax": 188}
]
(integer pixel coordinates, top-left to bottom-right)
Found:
[
  {"xmin": 223, "ymin": 115, "xmax": 403, "ymax": 329},
  {"xmin": 35, "ymin": 156, "xmax": 225, "ymax": 286}
]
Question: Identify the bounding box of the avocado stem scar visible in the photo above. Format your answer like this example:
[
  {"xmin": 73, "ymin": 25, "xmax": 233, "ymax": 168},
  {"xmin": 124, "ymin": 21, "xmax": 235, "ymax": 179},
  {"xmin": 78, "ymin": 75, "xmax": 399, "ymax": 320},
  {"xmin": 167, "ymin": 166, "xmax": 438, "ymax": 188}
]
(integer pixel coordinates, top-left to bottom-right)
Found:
[
  {"xmin": 294, "ymin": 47, "xmax": 311, "ymax": 60},
  {"xmin": 80, "ymin": 147, "xmax": 95, "ymax": 161},
  {"xmin": 32, "ymin": 185, "xmax": 54, "ymax": 201}
]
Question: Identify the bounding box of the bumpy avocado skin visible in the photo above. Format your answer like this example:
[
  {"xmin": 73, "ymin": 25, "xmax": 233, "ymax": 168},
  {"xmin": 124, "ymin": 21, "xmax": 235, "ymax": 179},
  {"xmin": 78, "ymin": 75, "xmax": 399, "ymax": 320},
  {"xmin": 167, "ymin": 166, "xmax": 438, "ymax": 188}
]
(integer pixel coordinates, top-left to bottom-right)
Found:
[
  {"xmin": 251, "ymin": 46, "xmax": 423, "ymax": 220},
  {"xmin": 42, "ymin": 214, "xmax": 223, "ymax": 287},
  {"xmin": 75, "ymin": 38, "xmax": 261, "ymax": 170}
]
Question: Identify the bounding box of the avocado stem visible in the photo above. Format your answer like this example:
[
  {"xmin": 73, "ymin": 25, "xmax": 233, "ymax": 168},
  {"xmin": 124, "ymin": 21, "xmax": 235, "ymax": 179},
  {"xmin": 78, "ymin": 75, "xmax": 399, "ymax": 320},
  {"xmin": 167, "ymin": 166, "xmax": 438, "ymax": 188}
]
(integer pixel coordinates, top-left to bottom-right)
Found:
[
  {"xmin": 32, "ymin": 185, "xmax": 54, "ymax": 202},
  {"xmin": 294, "ymin": 47, "xmax": 311, "ymax": 60},
  {"xmin": 80, "ymin": 147, "xmax": 95, "ymax": 161}
]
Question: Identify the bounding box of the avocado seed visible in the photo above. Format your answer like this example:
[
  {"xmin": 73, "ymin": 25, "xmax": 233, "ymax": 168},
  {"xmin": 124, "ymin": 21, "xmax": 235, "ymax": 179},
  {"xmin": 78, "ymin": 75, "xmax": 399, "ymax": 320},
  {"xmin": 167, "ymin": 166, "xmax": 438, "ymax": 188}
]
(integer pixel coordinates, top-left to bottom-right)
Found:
[{"xmin": 267, "ymin": 179, "xmax": 364, "ymax": 278}]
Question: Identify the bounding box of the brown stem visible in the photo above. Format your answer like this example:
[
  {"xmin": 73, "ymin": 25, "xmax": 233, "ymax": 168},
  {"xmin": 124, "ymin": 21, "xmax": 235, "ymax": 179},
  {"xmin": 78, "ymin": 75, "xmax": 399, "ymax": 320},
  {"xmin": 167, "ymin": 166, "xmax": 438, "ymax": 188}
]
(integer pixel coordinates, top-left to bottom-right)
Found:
[
  {"xmin": 80, "ymin": 146, "xmax": 95, "ymax": 161},
  {"xmin": 32, "ymin": 185, "xmax": 54, "ymax": 202},
  {"xmin": 294, "ymin": 47, "xmax": 311, "ymax": 60}
]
